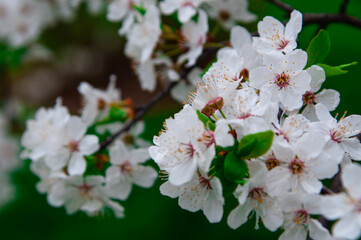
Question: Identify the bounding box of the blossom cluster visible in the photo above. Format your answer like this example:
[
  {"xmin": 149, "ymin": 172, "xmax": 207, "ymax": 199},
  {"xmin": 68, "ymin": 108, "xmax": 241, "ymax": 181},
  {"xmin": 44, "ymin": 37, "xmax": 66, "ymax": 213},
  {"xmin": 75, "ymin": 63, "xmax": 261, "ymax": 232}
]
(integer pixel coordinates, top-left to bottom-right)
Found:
[
  {"xmin": 0, "ymin": 113, "xmax": 19, "ymax": 208},
  {"xmin": 149, "ymin": 10, "xmax": 361, "ymax": 240},
  {"xmin": 0, "ymin": 0, "xmax": 105, "ymax": 47},
  {"xmin": 0, "ymin": 0, "xmax": 256, "ymax": 97},
  {"xmin": 21, "ymin": 78, "xmax": 157, "ymax": 217}
]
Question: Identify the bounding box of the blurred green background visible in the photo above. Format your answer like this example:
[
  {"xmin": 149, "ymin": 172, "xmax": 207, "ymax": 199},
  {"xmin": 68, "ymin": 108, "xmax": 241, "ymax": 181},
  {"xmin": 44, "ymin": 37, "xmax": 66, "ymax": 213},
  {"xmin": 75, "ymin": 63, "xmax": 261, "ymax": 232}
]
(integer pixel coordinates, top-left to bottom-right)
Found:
[{"xmin": 1, "ymin": 0, "xmax": 361, "ymax": 239}]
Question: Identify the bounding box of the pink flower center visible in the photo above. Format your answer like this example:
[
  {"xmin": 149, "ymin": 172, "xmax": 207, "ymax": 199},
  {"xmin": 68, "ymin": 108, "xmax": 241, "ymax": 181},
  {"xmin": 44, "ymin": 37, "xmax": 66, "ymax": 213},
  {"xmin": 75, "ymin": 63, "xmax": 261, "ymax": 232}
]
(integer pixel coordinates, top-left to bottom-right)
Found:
[
  {"xmin": 199, "ymin": 130, "xmax": 215, "ymax": 147},
  {"xmin": 275, "ymin": 72, "xmax": 290, "ymax": 89},
  {"xmin": 219, "ymin": 9, "xmax": 231, "ymax": 21},
  {"xmin": 293, "ymin": 209, "xmax": 309, "ymax": 225},
  {"xmin": 67, "ymin": 140, "xmax": 79, "ymax": 152},
  {"xmin": 198, "ymin": 172, "xmax": 212, "ymax": 190},
  {"xmin": 184, "ymin": 143, "xmax": 195, "ymax": 158},
  {"xmin": 78, "ymin": 183, "xmax": 92, "ymax": 196},
  {"xmin": 120, "ymin": 161, "xmax": 133, "ymax": 174},
  {"xmin": 302, "ymin": 91, "xmax": 316, "ymax": 105},
  {"xmin": 277, "ymin": 39, "xmax": 289, "ymax": 50},
  {"xmin": 330, "ymin": 129, "xmax": 343, "ymax": 143},
  {"xmin": 265, "ymin": 155, "xmax": 281, "ymax": 171},
  {"xmin": 249, "ymin": 187, "xmax": 266, "ymax": 203},
  {"xmin": 288, "ymin": 158, "xmax": 305, "ymax": 175}
]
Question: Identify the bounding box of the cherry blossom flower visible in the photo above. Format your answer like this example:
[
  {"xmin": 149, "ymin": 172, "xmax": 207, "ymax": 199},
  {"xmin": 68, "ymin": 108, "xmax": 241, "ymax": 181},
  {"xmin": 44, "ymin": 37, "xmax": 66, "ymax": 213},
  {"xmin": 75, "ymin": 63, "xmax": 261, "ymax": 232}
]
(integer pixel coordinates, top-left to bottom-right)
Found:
[
  {"xmin": 206, "ymin": 0, "xmax": 256, "ymax": 29},
  {"xmin": 178, "ymin": 10, "xmax": 208, "ymax": 67},
  {"xmin": 105, "ymin": 140, "xmax": 157, "ymax": 200},
  {"xmin": 160, "ymin": 171, "xmax": 224, "ymax": 223},
  {"xmin": 278, "ymin": 193, "xmax": 332, "ymax": 240},
  {"xmin": 48, "ymin": 175, "xmax": 124, "ymax": 217},
  {"xmin": 302, "ymin": 65, "xmax": 340, "ymax": 121},
  {"xmin": 253, "ymin": 10, "xmax": 302, "ymax": 54},
  {"xmin": 78, "ymin": 76, "xmax": 121, "ymax": 125},
  {"xmin": 249, "ymin": 49, "xmax": 311, "ymax": 110},
  {"xmin": 125, "ymin": 5, "xmax": 161, "ymax": 63},
  {"xmin": 227, "ymin": 161, "xmax": 283, "ymax": 231},
  {"xmin": 321, "ymin": 163, "xmax": 361, "ymax": 239},
  {"xmin": 160, "ymin": 0, "xmax": 209, "ymax": 23},
  {"xmin": 316, "ymin": 104, "xmax": 361, "ymax": 160},
  {"xmin": 149, "ymin": 104, "xmax": 215, "ymax": 185}
]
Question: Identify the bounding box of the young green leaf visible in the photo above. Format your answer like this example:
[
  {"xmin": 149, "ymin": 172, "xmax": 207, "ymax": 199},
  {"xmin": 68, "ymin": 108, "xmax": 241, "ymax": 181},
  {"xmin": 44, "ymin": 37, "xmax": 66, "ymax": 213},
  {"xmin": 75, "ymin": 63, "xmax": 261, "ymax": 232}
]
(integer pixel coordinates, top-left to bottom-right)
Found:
[
  {"xmin": 224, "ymin": 151, "xmax": 249, "ymax": 182},
  {"xmin": 196, "ymin": 109, "xmax": 215, "ymax": 130},
  {"xmin": 306, "ymin": 29, "xmax": 331, "ymax": 67},
  {"xmin": 237, "ymin": 130, "xmax": 274, "ymax": 159},
  {"xmin": 318, "ymin": 62, "xmax": 357, "ymax": 77}
]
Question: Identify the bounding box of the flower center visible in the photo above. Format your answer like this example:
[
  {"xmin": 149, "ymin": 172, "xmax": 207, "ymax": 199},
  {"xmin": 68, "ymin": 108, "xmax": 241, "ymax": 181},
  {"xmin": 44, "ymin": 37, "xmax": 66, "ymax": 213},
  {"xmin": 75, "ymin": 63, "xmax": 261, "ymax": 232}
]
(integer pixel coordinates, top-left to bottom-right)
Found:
[
  {"xmin": 330, "ymin": 129, "xmax": 343, "ymax": 143},
  {"xmin": 265, "ymin": 155, "xmax": 281, "ymax": 171},
  {"xmin": 277, "ymin": 39, "xmax": 289, "ymax": 50},
  {"xmin": 275, "ymin": 73, "xmax": 290, "ymax": 89},
  {"xmin": 302, "ymin": 91, "xmax": 316, "ymax": 105},
  {"xmin": 97, "ymin": 98, "xmax": 106, "ymax": 110},
  {"xmin": 288, "ymin": 158, "xmax": 305, "ymax": 175},
  {"xmin": 67, "ymin": 140, "xmax": 79, "ymax": 152},
  {"xmin": 78, "ymin": 183, "xmax": 92, "ymax": 196},
  {"xmin": 249, "ymin": 187, "xmax": 266, "ymax": 203},
  {"xmin": 123, "ymin": 134, "xmax": 135, "ymax": 145},
  {"xmin": 199, "ymin": 130, "xmax": 215, "ymax": 147},
  {"xmin": 219, "ymin": 9, "xmax": 231, "ymax": 21},
  {"xmin": 184, "ymin": 143, "xmax": 195, "ymax": 158},
  {"xmin": 198, "ymin": 172, "xmax": 212, "ymax": 190},
  {"xmin": 293, "ymin": 209, "xmax": 309, "ymax": 225},
  {"xmin": 120, "ymin": 161, "xmax": 132, "ymax": 174}
]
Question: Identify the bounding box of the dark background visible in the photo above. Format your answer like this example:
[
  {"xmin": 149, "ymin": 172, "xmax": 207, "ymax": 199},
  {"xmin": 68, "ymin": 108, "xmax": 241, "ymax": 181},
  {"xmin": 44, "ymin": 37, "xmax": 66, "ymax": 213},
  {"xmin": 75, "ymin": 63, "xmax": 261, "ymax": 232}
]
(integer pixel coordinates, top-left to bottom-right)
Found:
[{"xmin": 1, "ymin": 0, "xmax": 361, "ymax": 239}]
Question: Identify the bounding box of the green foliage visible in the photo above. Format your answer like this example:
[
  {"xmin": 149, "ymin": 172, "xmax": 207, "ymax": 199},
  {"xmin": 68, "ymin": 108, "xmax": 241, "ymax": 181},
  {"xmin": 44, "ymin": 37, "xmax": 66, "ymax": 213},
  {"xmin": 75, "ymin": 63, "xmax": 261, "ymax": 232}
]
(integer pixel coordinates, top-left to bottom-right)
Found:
[
  {"xmin": 133, "ymin": 4, "xmax": 146, "ymax": 16},
  {"xmin": 0, "ymin": 44, "xmax": 26, "ymax": 71},
  {"xmin": 237, "ymin": 130, "xmax": 274, "ymax": 159},
  {"xmin": 196, "ymin": 110, "xmax": 215, "ymax": 131},
  {"xmin": 224, "ymin": 151, "xmax": 249, "ymax": 182},
  {"xmin": 306, "ymin": 29, "xmax": 331, "ymax": 67},
  {"xmin": 318, "ymin": 61, "xmax": 358, "ymax": 77},
  {"xmin": 211, "ymin": 155, "xmax": 238, "ymax": 198}
]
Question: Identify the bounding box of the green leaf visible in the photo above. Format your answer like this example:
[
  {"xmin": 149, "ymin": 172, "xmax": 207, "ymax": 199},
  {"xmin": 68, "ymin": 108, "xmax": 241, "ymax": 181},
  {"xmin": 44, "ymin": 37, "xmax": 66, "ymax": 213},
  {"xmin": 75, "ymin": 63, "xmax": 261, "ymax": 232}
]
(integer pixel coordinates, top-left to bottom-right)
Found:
[
  {"xmin": 133, "ymin": 5, "xmax": 146, "ymax": 15},
  {"xmin": 237, "ymin": 130, "xmax": 274, "ymax": 159},
  {"xmin": 196, "ymin": 109, "xmax": 215, "ymax": 131},
  {"xmin": 318, "ymin": 62, "xmax": 357, "ymax": 77},
  {"xmin": 109, "ymin": 107, "xmax": 127, "ymax": 121},
  {"xmin": 224, "ymin": 151, "xmax": 249, "ymax": 182},
  {"xmin": 306, "ymin": 29, "xmax": 331, "ymax": 67}
]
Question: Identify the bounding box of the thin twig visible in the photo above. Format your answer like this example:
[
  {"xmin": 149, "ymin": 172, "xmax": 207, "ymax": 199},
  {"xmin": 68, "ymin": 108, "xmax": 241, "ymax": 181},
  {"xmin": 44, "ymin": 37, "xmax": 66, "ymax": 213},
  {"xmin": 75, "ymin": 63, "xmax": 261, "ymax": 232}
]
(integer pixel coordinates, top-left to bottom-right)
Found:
[
  {"xmin": 339, "ymin": 0, "xmax": 350, "ymax": 14},
  {"xmin": 267, "ymin": 0, "xmax": 361, "ymax": 29},
  {"xmin": 266, "ymin": 0, "xmax": 294, "ymax": 14},
  {"xmin": 99, "ymin": 81, "xmax": 178, "ymax": 151}
]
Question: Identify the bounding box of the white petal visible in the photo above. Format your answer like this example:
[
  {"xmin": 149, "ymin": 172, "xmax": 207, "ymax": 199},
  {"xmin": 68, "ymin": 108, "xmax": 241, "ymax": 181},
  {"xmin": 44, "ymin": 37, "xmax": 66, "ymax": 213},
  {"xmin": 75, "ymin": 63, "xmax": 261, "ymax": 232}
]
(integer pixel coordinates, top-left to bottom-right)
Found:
[
  {"xmin": 227, "ymin": 203, "xmax": 253, "ymax": 229},
  {"xmin": 131, "ymin": 165, "xmax": 158, "ymax": 188},
  {"xmin": 307, "ymin": 65, "xmax": 325, "ymax": 92},
  {"xmin": 309, "ymin": 219, "xmax": 332, "ymax": 240},
  {"xmin": 68, "ymin": 153, "xmax": 86, "ymax": 176},
  {"xmin": 342, "ymin": 163, "xmax": 361, "ymax": 199},
  {"xmin": 79, "ymin": 135, "xmax": 99, "ymax": 155},
  {"xmin": 316, "ymin": 89, "xmax": 340, "ymax": 111},
  {"xmin": 285, "ymin": 10, "xmax": 303, "ymax": 40},
  {"xmin": 333, "ymin": 213, "xmax": 361, "ymax": 239}
]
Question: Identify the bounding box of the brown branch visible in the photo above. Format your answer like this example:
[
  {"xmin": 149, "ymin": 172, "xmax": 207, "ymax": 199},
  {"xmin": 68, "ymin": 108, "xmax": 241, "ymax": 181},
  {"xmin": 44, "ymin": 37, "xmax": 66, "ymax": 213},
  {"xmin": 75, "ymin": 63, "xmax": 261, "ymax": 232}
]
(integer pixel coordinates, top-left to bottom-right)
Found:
[
  {"xmin": 98, "ymin": 47, "xmax": 218, "ymax": 151},
  {"xmin": 303, "ymin": 13, "xmax": 361, "ymax": 29},
  {"xmin": 266, "ymin": 0, "xmax": 293, "ymax": 14},
  {"xmin": 339, "ymin": 0, "xmax": 350, "ymax": 14},
  {"xmin": 267, "ymin": 0, "xmax": 361, "ymax": 30},
  {"xmin": 98, "ymin": 81, "xmax": 178, "ymax": 151}
]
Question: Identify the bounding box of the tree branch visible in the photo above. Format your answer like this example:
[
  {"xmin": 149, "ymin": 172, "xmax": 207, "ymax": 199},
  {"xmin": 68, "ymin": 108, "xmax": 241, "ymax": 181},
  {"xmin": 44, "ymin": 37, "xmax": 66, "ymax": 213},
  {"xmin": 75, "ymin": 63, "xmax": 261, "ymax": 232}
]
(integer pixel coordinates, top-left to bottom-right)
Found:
[
  {"xmin": 99, "ymin": 81, "xmax": 178, "ymax": 151},
  {"xmin": 266, "ymin": 0, "xmax": 293, "ymax": 14},
  {"xmin": 339, "ymin": 0, "xmax": 350, "ymax": 14},
  {"xmin": 267, "ymin": 0, "xmax": 361, "ymax": 29}
]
